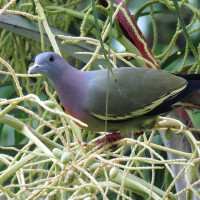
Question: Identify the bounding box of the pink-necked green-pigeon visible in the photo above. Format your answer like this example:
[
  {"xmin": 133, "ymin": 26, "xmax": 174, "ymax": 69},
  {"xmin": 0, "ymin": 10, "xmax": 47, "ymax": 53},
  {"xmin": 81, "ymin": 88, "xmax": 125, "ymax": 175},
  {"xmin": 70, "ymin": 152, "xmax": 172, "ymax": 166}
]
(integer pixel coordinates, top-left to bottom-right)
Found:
[{"xmin": 28, "ymin": 52, "xmax": 200, "ymax": 142}]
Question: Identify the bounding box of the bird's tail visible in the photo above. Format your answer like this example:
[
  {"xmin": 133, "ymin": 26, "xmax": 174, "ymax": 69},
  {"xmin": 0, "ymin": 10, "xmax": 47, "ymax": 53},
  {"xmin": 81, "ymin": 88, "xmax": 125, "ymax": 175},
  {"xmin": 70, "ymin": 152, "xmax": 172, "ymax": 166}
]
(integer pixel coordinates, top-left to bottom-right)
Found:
[
  {"xmin": 145, "ymin": 73, "xmax": 200, "ymax": 116},
  {"xmin": 175, "ymin": 73, "xmax": 200, "ymax": 106}
]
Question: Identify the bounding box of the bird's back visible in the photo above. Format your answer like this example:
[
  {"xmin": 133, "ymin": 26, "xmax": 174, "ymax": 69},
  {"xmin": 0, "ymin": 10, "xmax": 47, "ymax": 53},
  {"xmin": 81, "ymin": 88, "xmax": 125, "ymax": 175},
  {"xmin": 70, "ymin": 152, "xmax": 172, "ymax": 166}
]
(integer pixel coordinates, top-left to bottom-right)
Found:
[{"xmin": 84, "ymin": 67, "xmax": 187, "ymax": 121}]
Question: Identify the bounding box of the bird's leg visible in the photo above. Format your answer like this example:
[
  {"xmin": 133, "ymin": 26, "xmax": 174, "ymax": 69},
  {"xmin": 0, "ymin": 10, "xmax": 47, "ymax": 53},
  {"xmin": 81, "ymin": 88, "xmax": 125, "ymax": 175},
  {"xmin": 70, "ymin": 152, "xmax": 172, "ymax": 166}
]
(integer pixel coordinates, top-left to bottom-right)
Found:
[
  {"xmin": 97, "ymin": 131, "xmax": 122, "ymax": 145},
  {"xmin": 135, "ymin": 131, "xmax": 144, "ymax": 137}
]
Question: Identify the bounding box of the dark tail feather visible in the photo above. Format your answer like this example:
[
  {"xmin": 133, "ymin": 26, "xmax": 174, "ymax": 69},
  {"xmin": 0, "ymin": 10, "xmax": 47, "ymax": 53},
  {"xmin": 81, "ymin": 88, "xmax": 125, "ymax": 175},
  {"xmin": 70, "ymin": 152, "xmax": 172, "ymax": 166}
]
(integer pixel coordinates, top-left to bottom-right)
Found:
[
  {"xmin": 175, "ymin": 73, "xmax": 200, "ymax": 106},
  {"xmin": 145, "ymin": 73, "xmax": 200, "ymax": 116},
  {"xmin": 175, "ymin": 73, "xmax": 200, "ymax": 81}
]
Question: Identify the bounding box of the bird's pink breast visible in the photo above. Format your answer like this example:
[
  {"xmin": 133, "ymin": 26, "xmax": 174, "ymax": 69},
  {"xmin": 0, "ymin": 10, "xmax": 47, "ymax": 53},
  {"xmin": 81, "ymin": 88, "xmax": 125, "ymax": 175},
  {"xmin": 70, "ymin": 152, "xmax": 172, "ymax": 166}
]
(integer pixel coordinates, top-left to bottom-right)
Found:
[{"xmin": 64, "ymin": 107, "xmax": 86, "ymax": 129}]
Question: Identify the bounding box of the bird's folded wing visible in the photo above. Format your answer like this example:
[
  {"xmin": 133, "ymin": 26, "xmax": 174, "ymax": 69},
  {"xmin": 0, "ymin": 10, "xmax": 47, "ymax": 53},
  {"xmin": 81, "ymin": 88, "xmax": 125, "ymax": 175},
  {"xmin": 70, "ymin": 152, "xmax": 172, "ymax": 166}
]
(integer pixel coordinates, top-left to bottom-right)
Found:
[{"xmin": 84, "ymin": 67, "xmax": 187, "ymax": 121}]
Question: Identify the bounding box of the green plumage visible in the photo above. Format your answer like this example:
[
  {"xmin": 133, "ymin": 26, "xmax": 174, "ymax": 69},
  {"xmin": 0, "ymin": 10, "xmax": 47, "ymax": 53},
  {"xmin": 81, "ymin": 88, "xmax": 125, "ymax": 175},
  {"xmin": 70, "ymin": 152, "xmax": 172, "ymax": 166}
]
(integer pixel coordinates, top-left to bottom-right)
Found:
[{"xmin": 85, "ymin": 67, "xmax": 187, "ymax": 121}]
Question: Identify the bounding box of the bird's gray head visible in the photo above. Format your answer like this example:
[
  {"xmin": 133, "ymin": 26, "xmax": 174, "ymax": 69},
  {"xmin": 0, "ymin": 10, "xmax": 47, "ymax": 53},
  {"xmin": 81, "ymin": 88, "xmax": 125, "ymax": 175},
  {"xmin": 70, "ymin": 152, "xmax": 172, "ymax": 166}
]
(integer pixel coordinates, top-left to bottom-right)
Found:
[{"xmin": 28, "ymin": 52, "xmax": 67, "ymax": 79}]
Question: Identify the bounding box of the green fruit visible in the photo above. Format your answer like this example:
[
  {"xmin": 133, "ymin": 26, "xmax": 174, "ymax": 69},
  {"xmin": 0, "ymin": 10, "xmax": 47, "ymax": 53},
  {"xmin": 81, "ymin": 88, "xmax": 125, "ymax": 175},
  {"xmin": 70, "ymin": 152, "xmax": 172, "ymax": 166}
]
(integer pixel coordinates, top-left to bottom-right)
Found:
[
  {"xmin": 89, "ymin": 186, "xmax": 96, "ymax": 194},
  {"xmin": 61, "ymin": 152, "xmax": 72, "ymax": 164},
  {"xmin": 89, "ymin": 163, "xmax": 101, "ymax": 172},
  {"xmin": 52, "ymin": 148, "xmax": 63, "ymax": 159},
  {"xmin": 109, "ymin": 167, "xmax": 119, "ymax": 179},
  {"xmin": 44, "ymin": 100, "xmax": 57, "ymax": 109},
  {"xmin": 64, "ymin": 170, "xmax": 75, "ymax": 184}
]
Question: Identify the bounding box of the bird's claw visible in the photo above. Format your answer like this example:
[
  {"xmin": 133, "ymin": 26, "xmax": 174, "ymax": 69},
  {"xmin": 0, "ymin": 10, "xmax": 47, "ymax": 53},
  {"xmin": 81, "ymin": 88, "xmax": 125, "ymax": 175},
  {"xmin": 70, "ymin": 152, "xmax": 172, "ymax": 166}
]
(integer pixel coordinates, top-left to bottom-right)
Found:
[{"xmin": 97, "ymin": 132, "xmax": 122, "ymax": 146}]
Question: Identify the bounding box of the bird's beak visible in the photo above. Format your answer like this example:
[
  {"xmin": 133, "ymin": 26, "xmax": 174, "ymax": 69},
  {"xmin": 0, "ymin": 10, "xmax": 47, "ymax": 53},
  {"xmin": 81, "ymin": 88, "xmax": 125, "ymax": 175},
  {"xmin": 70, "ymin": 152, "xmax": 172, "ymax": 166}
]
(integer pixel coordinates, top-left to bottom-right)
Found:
[{"xmin": 28, "ymin": 64, "xmax": 41, "ymax": 74}]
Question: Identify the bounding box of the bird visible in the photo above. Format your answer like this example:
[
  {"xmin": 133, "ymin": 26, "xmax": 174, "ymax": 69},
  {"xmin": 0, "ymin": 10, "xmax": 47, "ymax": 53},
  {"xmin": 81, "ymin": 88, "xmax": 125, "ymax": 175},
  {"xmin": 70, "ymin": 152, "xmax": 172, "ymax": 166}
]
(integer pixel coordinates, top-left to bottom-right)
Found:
[{"xmin": 28, "ymin": 52, "xmax": 200, "ymax": 143}]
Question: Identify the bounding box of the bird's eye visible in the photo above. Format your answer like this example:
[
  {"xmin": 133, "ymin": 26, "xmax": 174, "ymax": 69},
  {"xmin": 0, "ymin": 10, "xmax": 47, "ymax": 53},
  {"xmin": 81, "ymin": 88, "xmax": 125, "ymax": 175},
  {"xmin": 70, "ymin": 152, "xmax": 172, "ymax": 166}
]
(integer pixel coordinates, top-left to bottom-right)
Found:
[{"xmin": 49, "ymin": 55, "xmax": 54, "ymax": 62}]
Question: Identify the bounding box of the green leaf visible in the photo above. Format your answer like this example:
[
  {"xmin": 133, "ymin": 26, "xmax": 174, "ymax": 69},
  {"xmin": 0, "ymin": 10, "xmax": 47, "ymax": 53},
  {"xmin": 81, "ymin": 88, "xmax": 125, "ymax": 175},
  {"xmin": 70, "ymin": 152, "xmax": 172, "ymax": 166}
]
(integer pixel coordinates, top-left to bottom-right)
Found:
[{"xmin": 0, "ymin": 13, "xmax": 117, "ymax": 68}]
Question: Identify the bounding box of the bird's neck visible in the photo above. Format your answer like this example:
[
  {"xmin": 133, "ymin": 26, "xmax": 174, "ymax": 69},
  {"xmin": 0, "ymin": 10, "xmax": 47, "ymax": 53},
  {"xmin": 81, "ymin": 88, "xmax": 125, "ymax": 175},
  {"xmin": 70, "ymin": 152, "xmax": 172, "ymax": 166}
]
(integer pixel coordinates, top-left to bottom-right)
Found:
[
  {"xmin": 51, "ymin": 67, "xmax": 83, "ymax": 94},
  {"xmin": 50, "ymin": 67, "xmax": 88, "ymax": 119}
]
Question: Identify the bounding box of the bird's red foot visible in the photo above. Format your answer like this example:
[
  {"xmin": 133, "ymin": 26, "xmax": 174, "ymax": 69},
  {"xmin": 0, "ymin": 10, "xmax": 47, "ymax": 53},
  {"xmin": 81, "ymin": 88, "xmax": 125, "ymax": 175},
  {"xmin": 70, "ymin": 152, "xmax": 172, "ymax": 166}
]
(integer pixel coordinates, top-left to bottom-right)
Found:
[{"xmin": 97, "ymin": 132, "xmax": 122, "ymax": 145}]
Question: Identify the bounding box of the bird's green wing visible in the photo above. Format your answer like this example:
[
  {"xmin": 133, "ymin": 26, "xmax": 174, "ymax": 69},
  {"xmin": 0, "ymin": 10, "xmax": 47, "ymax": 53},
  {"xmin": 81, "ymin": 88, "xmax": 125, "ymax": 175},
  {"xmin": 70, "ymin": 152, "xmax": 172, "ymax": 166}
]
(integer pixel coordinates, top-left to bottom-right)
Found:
[{"xmin": 84, "ymin": 67, "xmax": 187, "ymax": 121}]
